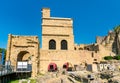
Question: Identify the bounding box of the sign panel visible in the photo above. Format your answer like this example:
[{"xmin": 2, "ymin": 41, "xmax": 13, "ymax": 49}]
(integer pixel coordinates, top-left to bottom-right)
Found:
[{"xmin": 17, "ymin": 61, "xmax": 28, "ymax": 69}]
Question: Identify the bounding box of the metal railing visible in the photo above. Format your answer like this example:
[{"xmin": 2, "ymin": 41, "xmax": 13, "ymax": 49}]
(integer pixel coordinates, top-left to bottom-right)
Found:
[{"xmin": 0, "ymin": 65, "xmax": 14, "ymax": 76}]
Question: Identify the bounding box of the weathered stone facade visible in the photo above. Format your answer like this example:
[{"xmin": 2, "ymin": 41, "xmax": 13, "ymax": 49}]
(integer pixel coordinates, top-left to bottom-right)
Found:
[
  {"xmin": 6, "ymin": 8, "xmax": 116, "ymax": 77},
  {"xmin": 42, "ymin": 8, "xmax": 74, "ymax": 50},
  {"xmin": 6, "ymin": 34, "xmax": 40, "ymax": 77},
  {"xmin": 96, "ymin": 30, "xmax": 118, "ymax": 54},
  {"xmin": 39, "ymin": 8, "xmax": 114, "ymax": 73}
]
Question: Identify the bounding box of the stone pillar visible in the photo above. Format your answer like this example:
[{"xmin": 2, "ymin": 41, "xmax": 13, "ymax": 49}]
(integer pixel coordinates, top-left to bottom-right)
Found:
[
  {"xmin": 31, "ymin": 58, "xmax": 38, "ymax": 77},
  {"xmin": 6, "ymin": 34, "xmax": 12, "ymax": 61},
  {"xmin": 42, "ymin": 8, "xmax": 50, "ymax": 18},
  {"xmin": 31, "ymin": 42, "xmax": 40, "ymax": 77}
]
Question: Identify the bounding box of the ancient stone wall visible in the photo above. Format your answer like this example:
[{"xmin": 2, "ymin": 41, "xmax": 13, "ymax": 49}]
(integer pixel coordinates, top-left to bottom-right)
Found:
[
  {"xmin": 39, "ymin": 8, "xmax": 115, "ymax": 72},
  {"xmin": 96, "ymin": 31, "xmax": 117, "ymax": 54},
  {"xmin": 39, "ymin": 49, "xmax": 98, "ymax": 72},
  {"xmin": 6, "ymin": 8, "xmax": 116, "ymax": 76},
  {"xmin": 6, "ymin": 34, "xmax": 40, "ymax": 77},
  {"xmin": 41, "ymin": 8, "xmax": 74, "ymax": 50}
]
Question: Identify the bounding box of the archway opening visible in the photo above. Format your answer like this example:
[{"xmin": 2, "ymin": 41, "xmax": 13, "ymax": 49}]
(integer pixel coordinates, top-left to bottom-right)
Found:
[
  {"xmin": 48, "ymin": 62, "xmax": 57, "ymax": 72},
  {"xmin": 17, "ymin": 51, "xmax": 31, "ymax": 61},
  {"xmin": 63, "ymin": 62, "xmax": 73, "ymax": 71},
  {"xmin": 17, "ymin": 51, "xmax": 32, "ymax": 73}
]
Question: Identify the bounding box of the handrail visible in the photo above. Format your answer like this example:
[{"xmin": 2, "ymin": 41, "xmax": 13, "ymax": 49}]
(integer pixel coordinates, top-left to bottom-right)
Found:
[{"xmin": 0, "ymin": 65, "xmax": 15, "ymax": 76}]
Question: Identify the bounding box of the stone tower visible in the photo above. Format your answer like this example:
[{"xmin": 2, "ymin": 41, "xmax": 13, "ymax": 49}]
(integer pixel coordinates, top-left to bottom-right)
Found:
[{"xmin": 41, "ymin": 8, "xmax": 74, "ymax": 50}]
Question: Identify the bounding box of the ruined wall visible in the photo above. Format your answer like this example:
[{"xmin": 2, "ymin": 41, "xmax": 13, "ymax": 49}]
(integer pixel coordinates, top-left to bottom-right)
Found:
[
  {"xmin": 6, "ymin": 8, "xmax": 117, "ymax": 75},
  {"xmin": 39, "ymin": 8, "xmax": 115, "ymax": 72},
  {"xmin": 39, "ymin": 49, "xmax": 100, "ymax": 72},
  {"xmin": 96, "ymin": 31, "xmax": 116, "ymax": 55},
  {"xmin": 6, "ymin": 34, "xmax": 40, "ymax": 77}
]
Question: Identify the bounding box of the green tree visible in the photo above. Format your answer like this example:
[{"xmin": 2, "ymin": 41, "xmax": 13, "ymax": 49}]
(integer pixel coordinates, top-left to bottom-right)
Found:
[
  {"xmin": 0, "ymin": 48, "xmax": 6, "ymax": 54},
  {"xmin": 0, "ymin": 48, "xmax": 3, "ymax": 53}
]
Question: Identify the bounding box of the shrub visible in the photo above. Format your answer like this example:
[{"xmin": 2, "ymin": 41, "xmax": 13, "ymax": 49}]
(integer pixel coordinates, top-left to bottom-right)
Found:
[
  {"xmin": 114, "ymin": 55, "xmax": 120, "ymax": 60},
  {"xmin": 104, "ymin": 56, "xmax": 113, "ymax": 60}
]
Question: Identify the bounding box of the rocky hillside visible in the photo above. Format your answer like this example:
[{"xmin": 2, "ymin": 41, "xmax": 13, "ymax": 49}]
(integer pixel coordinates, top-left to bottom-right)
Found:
[{"xmin": 96, "ymin": 25, "xmax": 120, "ymax": 55}]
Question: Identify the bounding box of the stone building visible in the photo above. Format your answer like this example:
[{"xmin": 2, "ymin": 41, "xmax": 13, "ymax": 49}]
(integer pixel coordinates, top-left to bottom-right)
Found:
[
  {"xmin": 40, "ymin": 8, "xmax": 100, "ymax": 72},
  {"xmin": 6, "ymin": 8, "xmax": 115, "ymax": 77},
  {"xmin": 6, "ymin": 34, "xmax": 40, "ymax": 77}
]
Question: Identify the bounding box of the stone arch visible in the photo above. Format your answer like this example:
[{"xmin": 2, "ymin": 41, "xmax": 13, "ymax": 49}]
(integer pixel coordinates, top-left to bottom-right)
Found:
[
  {"xmin": 6, "ymin": 35, "xmax": 39, "ymax": 77},
  {"xmin": 61, "ymin": 40, "xmax": 68, "ymax": 50},
  {"xmin": 17, "ymin": 51, "xmax": 31, "ymax": 61},
  {"xmin": 49, "ymin": 39, "xmax": 56, "ymax": 50}
]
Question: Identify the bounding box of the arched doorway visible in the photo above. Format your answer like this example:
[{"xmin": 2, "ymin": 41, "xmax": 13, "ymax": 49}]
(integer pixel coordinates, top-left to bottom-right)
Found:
[
  {"xmin": 17, "ymin": 51, "xmax": 31, "ymax": 61},
  {"xmin": 48, "ymin": 62, "xmax": 57, "ymax": 72},
  {"xmin": 63, "ymin": 62, "xmax": 73, "ymax": 71},
  {"xmin": 17, "ymin": 51, "xmax": 32, "ymax": 72}
]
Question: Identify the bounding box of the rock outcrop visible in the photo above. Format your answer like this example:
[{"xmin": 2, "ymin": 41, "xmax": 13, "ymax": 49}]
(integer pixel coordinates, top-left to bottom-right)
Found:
[{"xmin": 96, "ymin": 28, "xmax": 120, "ymax": 55}]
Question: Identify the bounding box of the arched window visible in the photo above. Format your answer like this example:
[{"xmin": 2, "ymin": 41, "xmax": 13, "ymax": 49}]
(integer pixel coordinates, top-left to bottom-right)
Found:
[
  {"xmin": 49, "ymin": 39, "xmax": 56, "ymax": 50},
  {"xmin": 61, "ymin": 40, "xmax": 68, "ymax": 50}
]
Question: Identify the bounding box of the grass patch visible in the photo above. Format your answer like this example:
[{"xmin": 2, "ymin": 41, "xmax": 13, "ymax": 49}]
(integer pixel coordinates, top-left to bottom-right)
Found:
[
  {"xmin": 30, "ymin": 79, "xmax": 36, "ymax": 83},
  {"xmin": 22, "ymin": 82, "xmax": 27, "ymax": 83},
  {"xmin": 9, "ymin": 80, "xmax": 19, "ymax": 83}
]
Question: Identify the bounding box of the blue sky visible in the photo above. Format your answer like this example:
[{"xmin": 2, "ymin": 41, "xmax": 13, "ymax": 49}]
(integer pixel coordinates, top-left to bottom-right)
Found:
[{"xmin": 0, "ymin": 0, "xmax": 120, "ymax": 48}]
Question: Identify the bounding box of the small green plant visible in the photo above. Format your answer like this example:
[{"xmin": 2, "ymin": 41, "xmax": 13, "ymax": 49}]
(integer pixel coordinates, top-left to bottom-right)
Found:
[
  {"xmin": 22, "ymin": 81, "xmax": 27, "ymax": 83},
  {"xmin": 30, "ymin": 79, "xmax": 36, "ymax": 83},
  {"xmin": 114, "ymin": 25, "xmax": 120, "ymax": 33},
  {"xmin": 114, "ymin": 55, "xmax": 120, "ymax": 60},
  {"xmin": 104, "ymin": 56, "xmax": 113, "ymax": 60},
  {"xmin": 104, "ymin": 55, "xmax": 120, "ymax": 60}
]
